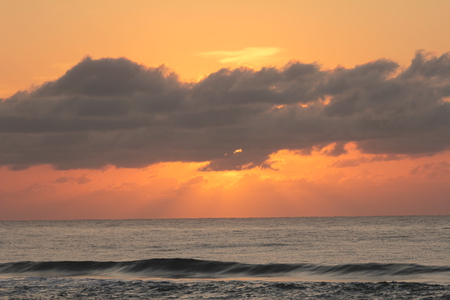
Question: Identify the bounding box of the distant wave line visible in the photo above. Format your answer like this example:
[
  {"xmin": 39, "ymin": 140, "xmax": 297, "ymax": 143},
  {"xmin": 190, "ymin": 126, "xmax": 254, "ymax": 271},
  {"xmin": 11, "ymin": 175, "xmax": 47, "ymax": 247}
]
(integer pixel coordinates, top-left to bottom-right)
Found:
[{"xmin": 1, "ymin": 258, "xmax": 450, "ymax": 279}]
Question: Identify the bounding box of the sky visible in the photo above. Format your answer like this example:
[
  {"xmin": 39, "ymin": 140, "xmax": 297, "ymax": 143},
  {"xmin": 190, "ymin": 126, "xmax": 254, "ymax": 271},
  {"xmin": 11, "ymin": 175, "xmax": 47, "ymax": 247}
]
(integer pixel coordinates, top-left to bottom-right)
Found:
[{"xmin": 1, "ymin": 0, "xmax": 450, "ymax": 220}]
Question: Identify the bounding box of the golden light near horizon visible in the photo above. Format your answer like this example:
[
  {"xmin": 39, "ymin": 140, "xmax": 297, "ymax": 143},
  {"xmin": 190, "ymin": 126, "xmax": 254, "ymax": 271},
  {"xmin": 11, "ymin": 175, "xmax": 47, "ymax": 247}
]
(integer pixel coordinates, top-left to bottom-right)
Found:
[{"xmin": 1, "ymin": 143, "xmax": 450, "ymax": 220}]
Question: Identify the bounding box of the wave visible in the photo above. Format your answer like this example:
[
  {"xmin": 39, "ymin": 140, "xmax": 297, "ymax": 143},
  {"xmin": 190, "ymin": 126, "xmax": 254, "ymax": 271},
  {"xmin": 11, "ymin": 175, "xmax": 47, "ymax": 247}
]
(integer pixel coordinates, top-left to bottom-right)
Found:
[{"xmin": 1, "ymin": 259, "xmax": 450, "ymax": 280}]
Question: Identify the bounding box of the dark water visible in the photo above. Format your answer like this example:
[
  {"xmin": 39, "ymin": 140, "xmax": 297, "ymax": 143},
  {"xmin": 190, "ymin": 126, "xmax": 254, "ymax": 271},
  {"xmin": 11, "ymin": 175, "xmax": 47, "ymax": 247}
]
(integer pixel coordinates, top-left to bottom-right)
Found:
[{"xmin": 1, "ymin": 216, "xmax": 450, "ymax": 299}]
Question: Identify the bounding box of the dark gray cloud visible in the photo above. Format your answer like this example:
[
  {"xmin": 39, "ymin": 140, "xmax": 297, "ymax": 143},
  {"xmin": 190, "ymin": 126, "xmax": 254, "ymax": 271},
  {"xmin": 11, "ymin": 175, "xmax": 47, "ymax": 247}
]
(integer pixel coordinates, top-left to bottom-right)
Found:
[{"xmin": 1, "ymin": 51, "xmax": 450, "ymax": 171}]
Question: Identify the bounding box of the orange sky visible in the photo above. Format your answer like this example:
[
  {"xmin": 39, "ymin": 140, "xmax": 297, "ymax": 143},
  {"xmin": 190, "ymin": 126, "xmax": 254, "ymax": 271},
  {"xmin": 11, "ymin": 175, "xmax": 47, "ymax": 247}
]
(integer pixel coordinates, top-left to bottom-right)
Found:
[
  {"xmin": 2, "ymin": 0, "xmax": 450, "ymax": 98},
  {"xmin": 1, "ymin": 0, "xmax": 450, "ymax": 220}
]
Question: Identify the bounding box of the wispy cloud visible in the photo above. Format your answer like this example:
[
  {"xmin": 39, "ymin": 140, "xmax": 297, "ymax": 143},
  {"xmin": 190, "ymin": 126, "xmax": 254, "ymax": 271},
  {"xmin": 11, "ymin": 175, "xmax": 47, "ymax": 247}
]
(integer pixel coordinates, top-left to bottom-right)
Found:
[{"xmin": 200, "ymin": 47, "xmax": 282, "ymax": 64}]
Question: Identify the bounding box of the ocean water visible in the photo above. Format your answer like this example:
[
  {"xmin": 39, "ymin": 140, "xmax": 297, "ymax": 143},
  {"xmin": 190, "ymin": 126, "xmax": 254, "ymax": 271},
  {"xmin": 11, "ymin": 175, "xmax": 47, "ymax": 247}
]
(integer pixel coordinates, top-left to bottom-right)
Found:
[{"xmin": 1, "ymin": 216, "xmax": 450, "ymax": 299}]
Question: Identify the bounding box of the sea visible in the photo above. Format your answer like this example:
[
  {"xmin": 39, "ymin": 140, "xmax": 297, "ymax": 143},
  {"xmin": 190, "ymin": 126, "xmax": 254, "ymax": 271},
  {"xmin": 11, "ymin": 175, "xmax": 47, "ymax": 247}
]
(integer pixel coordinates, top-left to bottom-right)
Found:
[{"xmin": 1, "ymin": 216, "xmax": 450, "ymax": 299}]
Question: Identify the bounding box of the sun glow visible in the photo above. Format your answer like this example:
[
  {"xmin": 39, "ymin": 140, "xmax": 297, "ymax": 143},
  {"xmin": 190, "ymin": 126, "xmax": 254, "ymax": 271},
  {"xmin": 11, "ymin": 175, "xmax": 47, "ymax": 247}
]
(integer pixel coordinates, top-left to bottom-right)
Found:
[{"xmin": 1, "ymin": 145, "xmax": 450, "ymax": 220}]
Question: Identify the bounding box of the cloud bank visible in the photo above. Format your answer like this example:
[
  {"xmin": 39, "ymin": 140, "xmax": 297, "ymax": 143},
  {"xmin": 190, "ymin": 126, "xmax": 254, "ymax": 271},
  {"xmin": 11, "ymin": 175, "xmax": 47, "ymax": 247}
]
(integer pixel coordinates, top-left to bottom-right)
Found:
[{"xmin": 1, "ymin": 51, "xmax": 450, "ymax": 171}]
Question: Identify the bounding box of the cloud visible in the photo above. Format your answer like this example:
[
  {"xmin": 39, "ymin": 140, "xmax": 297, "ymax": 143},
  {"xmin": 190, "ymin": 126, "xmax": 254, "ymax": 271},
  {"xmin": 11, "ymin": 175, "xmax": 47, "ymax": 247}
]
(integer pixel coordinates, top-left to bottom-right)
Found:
[
  {"xmin": 53, "ymin": 175, "xmax": 92, "ymax": 184},
  {"xmin": 410, "ymin": 161, "xmax": 450, "ymax": 179},
  {"xmin": 329, "ymin": 153, "xmax": 404, "ymax": 168},
  {"xmin": 200, "ymin": 47, "xmax": 282, "ymax": 64},
  {"xmin": 1, "ymin": 51, "xmax": 450, "ymax": 171}
]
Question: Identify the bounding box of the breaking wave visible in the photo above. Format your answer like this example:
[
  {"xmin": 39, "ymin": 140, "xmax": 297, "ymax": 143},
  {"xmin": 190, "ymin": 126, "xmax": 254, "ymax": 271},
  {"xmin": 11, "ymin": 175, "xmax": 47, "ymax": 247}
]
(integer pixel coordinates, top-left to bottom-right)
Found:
[{"xmin": 1, "ymin": 259, "xmax": 450, "ymax": 280}]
